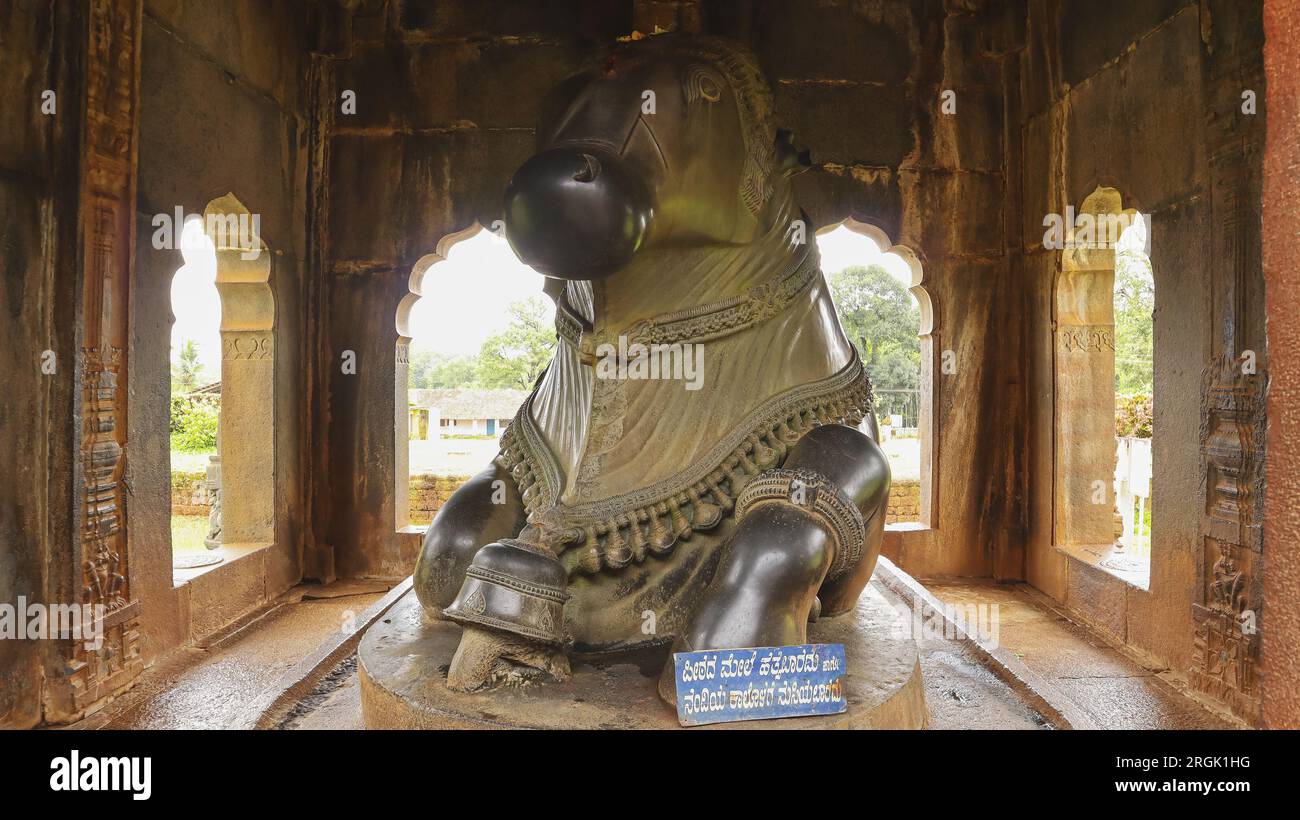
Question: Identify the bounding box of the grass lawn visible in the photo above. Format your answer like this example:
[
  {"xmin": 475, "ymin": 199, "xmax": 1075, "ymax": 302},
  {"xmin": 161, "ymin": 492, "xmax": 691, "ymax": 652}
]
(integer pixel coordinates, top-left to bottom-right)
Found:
[{"xmin": 172, "ymin": 514, "xmax": 210, "ymax": 553}]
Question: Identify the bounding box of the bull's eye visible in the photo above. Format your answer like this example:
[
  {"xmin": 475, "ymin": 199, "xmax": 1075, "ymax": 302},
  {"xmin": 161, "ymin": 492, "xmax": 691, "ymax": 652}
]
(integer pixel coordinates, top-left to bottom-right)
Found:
[{"xmin": 684, "ymin": 65, "xmax": 722, "ymax": 104}]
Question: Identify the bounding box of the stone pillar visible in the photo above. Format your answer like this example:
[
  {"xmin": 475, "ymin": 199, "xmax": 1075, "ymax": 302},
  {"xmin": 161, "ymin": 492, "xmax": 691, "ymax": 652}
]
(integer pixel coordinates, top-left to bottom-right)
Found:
[
  {"xmin": 40, "ymin": 0, "xmax": 147, "ymax": 723},
  {"xmin": 1053, "ymin": 190, "xmax": 1122, "ymax": 548},
  {"xmin": 208, "ymin": 194, "xmax": 275, "ymax": 546},
  {"xmin": 204, "ymin": 450, "xmax": 223, "ymax": 549}
]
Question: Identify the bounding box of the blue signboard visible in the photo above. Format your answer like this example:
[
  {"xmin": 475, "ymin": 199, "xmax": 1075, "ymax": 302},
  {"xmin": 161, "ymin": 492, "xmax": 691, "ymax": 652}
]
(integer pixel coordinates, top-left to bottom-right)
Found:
[{"xmin": 672, "ymin": 643, "xmax": 848, "ymax": 726}]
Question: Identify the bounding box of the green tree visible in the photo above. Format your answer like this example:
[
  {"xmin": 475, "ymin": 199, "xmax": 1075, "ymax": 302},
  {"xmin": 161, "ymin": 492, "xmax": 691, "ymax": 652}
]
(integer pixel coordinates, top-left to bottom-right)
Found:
[
  {"xmin": 1114, "ymin": 250, "xmax": 1154, "ymax": 395},
  {"xmin": 171, "ymin": 339, "xmax": 206, "ymax": 393},
  {"xmin": 828, "ymin": 264, "xmax": 920, "ymax": 397},
  {"xmin": 171, "ymin": 396, "xmax": 219, "ymax": 452},
  {"xmin": 409, "ymin": 349, "xmax": 478, "ymax": 389},
  {"xmin": 475, "ymin": 296, "xmax": 556, "ymax": 390}
]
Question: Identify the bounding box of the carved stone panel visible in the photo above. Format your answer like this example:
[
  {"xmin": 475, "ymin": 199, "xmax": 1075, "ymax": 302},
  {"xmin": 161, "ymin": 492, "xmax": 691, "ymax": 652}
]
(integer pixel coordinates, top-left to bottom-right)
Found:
[
  {"xmin": 50, "ymin": 0, "xmax": 145, "ymax": 720},
  {"xmin": 1191, "ymin": 353, "xmax": 1265, "ymax": 721}
]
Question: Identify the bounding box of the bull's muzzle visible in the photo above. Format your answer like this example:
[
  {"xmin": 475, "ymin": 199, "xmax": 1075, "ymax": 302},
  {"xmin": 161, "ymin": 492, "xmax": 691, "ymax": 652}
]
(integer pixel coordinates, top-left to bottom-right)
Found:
[{"xmin": 504, "ymin": 147, "xmax": 653, "ymax": 279}]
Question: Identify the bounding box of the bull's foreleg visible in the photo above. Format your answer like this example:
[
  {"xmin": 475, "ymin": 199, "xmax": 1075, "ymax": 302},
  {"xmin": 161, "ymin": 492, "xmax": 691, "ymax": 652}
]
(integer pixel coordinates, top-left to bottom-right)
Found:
[
  {"xmin": 413, "ymin": 461, "xmax": 528, "ymax": 614},
  {"xmin": 658, "ymin": 423, "xmax": 889, "ymax": 703},
  {"xmin": 414, "ymin": 462, "xmax": 572, "ymax": 693}
]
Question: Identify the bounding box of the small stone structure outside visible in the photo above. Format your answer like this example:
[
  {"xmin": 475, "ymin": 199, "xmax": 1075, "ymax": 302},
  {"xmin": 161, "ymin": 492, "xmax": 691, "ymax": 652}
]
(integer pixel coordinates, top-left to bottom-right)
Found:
[
  {"xmin": 397, "ymin": 473, "xmax": 923, "ymax": 528},
  {"xmin": 176, "ymin": 469, "xmax": 925, "ymax": 528},
  {"xmin": 171, "ymin": 470, "xmax": 210, "ymax": 516},
  {"xmin": 887, "ymin": 479, "xmax": 921, "ymax": 523}
]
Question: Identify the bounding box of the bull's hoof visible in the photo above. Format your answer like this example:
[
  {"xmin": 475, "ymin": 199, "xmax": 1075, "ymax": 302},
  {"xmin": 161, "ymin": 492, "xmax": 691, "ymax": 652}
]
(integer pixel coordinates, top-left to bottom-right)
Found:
[{"xmin": 445, "ymin": 625, "xmax": 571, "ymax": 693}]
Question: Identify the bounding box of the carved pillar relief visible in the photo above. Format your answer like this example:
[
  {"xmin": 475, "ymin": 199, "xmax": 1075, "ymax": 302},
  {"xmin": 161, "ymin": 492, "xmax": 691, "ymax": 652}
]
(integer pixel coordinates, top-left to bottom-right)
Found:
[
  {"xmin": 54, "ymin": 0, "xmax": 145, "ymax": 718},
  {"xmin": 1189, "ymin": 139, "xmax": 1266, "ymax": 722}
]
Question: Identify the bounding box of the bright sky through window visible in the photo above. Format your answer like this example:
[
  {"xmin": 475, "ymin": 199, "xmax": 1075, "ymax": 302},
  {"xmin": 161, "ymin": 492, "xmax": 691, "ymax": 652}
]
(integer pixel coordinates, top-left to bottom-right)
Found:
[
  {"xmin": 407, "ymin": 228, "xmax": 547, "ymax": 356},
  {"xmin": 169, "ymin": 218, "xmax": 221, "ymax": 379},
  {"xmin": 405, "ymin": 225, "xmax": 915, "ymax": 356},
  {"xmin": 815, "ymin": 224, "xmax": 914, "ymax": 286}
]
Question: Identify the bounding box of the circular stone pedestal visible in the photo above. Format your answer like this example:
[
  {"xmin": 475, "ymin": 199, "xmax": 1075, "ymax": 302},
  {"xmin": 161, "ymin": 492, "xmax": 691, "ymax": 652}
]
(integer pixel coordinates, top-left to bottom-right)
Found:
[{"xmin": 359, "ymin": 578, "xmax": 928, "ymax": 729}]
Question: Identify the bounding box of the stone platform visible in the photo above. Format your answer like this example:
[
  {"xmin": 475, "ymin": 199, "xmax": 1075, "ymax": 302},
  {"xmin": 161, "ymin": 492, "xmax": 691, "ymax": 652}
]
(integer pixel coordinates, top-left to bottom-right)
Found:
[{"xmin": 359, "ymin": 578, "xmax": 928, "ymax": 729}]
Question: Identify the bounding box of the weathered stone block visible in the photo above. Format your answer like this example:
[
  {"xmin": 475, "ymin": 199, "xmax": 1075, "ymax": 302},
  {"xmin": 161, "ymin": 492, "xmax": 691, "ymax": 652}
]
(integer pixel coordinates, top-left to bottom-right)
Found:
[
  {"xmin": 393, "ymin": 0, "xmax": 632, "ymax": 40},
  {"xmin": 775, "ymin": 82, "xmax": 913, "ymax": 169},
  {"xmin": 1066, "ymin": 558, "xmax": 1129, "ymax": 644},
  {"xmin": 329, "ymin": 129, "xmax": 533, "ymax": 268},
  {"xmin": 337, "ymin": 40, "xmax": 586, "ymax": 132},
  {"xmin": 751, "ymin": 0, "xmax": 916, "ymax": 85},
  {"xmin": 137, "ymin": 16, "xmax": 299, "ymax": 242},
  {"xmin": 1019, "ymin": 0, "xmax": 1059, "ymax": 120},
  {"xmin": 1020, "ymin": 111, "xmax": 1058, "ymax": 251},
  {"xmin": 144, "ymin": 0, "xmax": 307, "ymax": 109},
  {"xmin": 940, "ymin": 12, "xmax": 1003, "ymax": 89},
  {"xmin": 1063, "ymin": 6, "xmax": 1204, "ymax": 211},
  {"xmin": 798, "ymin": 165, "xmax": 901, "ymax": 239},
  {"xmin": 0, "ymin": 5, "xmax": 52, "ymax": 174},
  {"xmin": 912, "ymin": 86, "xmax": 1003, "ymax": 172},
  {"xmin": 1059, "ymin": 0, "xmax": 1193, "ymax": 88},
  {"xmin": 899, "ymin": 169, "xmax": 1004, "ymax": 258}
]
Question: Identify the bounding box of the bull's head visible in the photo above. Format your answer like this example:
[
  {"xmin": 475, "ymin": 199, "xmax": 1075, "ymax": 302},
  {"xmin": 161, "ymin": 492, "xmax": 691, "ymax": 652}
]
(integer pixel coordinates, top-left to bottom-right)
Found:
[{"xmin": 504, "ymin": 35, "xmax": 808, "ymax": 279}]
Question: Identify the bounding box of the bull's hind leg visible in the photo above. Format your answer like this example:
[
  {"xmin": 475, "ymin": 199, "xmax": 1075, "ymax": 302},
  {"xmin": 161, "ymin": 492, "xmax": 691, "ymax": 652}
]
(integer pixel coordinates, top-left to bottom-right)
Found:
[
  {"xmin": 413, "ymin": 462, "xmax": 528, "ymax": 614},
  {"xmin": 658, "ymin": 423, "xmax": 889, "ymax": 703}
]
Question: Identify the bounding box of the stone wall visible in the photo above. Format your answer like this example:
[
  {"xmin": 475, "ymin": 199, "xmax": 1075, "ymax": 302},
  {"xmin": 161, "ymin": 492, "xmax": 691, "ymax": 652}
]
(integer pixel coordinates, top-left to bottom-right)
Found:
[
  {"xmin": 316, "ymin": 0, "xmax": 635, "ymax": 579},
  {"xmin": 0, "ymin": 1, "xmax": 85, "ymax": 729},
  {"xmin": 407, "ymin": 474, "xmax": 474, "ymax": 527},
  {"xmin": 887, "ymin": 479, "xmax": 922, "ymax": 524},
  {"xmin": 0, "ymin": 0, "xmax": 1282, "ymax": 725},
  {"xmin": 1016, "ymin": 0, "xmax": 1267, "ymax": 721},
  {"xmin": 171, "ymin": 470, "xmax": 210, "ymax": 516},
  {"xmin": 1261, "ymin": 0, "xmax": 1300, "ymax": 729},
  {"xmin": 127, "ymin": 0, "xmax": 313, "ymax": 663}
]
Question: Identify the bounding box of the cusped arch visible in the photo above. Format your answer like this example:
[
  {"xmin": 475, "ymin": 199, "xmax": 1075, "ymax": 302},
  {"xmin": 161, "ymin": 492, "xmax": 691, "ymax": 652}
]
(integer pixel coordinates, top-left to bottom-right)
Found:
[
  {"xmin": 394, "ymin": 221, "xmax": 491, "ymax": 531},
  {"xmin": 396, "ymin": 221, "xmax": 485, "ymax": 340},
  {"xmin": 206, "ymin": 192, "xmax": 273, "ymax": 335},
  {"xmin": 1052, "ymin": 184, "xmax": 1150, "ymax": 571},
  {"xmin": 818, "ymin": 217, "xmax": 934, "ymax": 335},
  {"xmin": 817, "ymin": 217, "xmax": 937, "ymax": 529}
]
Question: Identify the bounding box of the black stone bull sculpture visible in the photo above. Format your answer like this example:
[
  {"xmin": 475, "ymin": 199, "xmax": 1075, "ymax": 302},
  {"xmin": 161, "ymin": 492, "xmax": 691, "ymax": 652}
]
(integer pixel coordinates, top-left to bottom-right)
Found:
[{"xmin": 413, "ymin": 34, "xmax": 890, "ymax": 702}]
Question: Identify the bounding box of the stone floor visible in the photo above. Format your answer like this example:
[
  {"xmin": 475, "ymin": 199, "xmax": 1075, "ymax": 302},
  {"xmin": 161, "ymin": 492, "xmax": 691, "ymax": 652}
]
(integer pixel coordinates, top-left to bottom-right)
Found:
[
  {"xmin": 73, "ymin": 576, "xmax": 1235, "ymax": 731},
  {"xmin": 75, "ymin": 582, "xmax": 387, "ymax": 730},
  {"xmin": 925, "ymin": 580, "xmax": 1240, "ymax": 730},
  {"xmin": 280, "ymin": 580, "xmax": 1053, "ymax": 730}
]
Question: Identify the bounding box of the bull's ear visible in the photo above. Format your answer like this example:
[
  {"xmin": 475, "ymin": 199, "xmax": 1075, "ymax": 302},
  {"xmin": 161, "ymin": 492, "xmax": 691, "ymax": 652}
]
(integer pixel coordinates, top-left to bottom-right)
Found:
[{"xmin": 774, "ymin": 128, "xmax": 812, "ymax": 178}]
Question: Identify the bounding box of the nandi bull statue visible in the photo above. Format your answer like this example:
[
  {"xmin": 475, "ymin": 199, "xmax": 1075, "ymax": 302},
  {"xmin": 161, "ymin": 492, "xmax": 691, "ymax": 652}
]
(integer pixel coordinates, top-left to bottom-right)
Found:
[{"xmin": 414, "ymin": 34, "xmax": 891, "ymax": 704}]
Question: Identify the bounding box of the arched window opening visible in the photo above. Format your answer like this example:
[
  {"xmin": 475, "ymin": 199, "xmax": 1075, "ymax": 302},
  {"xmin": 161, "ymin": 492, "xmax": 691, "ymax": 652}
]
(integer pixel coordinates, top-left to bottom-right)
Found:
[
  {"xmin": 168, "ymin": 193, "xmax": 276, "ymax": 569},
  {"xmin": 1054, "ymin": 187, "xmax": 1154, "ymax": 587},
  {"xmin": 1110, "ymin": 214, "xmax": 1155, "ymax": 574},
  {"xmin": 816, "ymin": 219, "xmax": 934, "ymax": 528},
  {"xmin": 396, "ymin": 225, "xmax": 548, "ymax": 529},
  {"xmin": 169, "ymin": 218, "xmax": 222, "ymax": 557}
]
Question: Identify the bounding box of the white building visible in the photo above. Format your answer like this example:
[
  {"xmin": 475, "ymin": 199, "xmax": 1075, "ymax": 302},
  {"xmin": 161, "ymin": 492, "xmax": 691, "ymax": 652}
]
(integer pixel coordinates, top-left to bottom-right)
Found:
[{"xmin": 408, "ymin": 388, "xmax": 528, "ymax": 438}]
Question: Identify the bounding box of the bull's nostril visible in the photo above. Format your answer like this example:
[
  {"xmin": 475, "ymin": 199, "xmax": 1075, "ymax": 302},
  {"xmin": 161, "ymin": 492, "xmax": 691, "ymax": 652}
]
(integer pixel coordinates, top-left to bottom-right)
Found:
[
  {"xmin": 572, "ymin": 153, "xmax": 601, "ymax": 183},
  {"xmin": 504, "ymin": 146, "xmax": 651, "ymax": 278}
]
